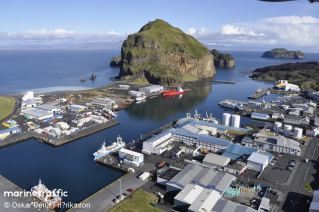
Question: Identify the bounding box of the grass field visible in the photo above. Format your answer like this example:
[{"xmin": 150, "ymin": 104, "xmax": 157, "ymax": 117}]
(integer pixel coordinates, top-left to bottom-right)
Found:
[
  {"xmin": 108, "ymin": 189, "xmax": 163, "ymax": 212},
  {"xmin": 0, "ymin": 96, "xmax": 16, "ymax": 121},
  {"xmin": 304, "ymin": 182, "xmax": 319, "ymax": 192}
]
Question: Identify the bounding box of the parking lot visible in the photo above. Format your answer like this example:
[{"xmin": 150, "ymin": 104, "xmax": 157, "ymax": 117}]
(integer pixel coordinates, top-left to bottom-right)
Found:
[{"xmin": 259, "ymin": 154, "xmax": 297, "ymax": 183}]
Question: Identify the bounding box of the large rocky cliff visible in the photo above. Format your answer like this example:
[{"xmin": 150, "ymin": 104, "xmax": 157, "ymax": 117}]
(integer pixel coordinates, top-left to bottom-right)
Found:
[
  {"xmin": 110, "ymin": 55, "xmax": 122, "ymax": 67},
  {"xmin": 116, "ymin": 19, "xmax": 216, "ymax": 86},
  {"xmin": 262, "ymin": 48, "xmax": 305, "ymax": 59},
  {"xmin": 210, "ymin": 49, "xmax": 235, "ymax": 68}
]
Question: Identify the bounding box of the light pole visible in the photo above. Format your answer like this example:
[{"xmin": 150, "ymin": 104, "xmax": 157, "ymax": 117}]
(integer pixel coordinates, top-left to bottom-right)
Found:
[{"xmin": 118, "ymin": 179, "xmax": 122, "ymax": 200}]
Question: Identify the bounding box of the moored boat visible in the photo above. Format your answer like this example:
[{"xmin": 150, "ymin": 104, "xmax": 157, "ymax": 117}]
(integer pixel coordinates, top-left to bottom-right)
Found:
[
  {"xmin": 93, "ymin": 136, "xmax": 125, "ymax": 160},
  {"xmin": 163, "ymin": 87, "xmax": 184, "ymax": 96},
  {"xmin": 31, "ymin": 180, "xmax": 62, "ymax": 209},
  {"xmin": 136, "ymin": 95, "xmax": 146, "ymax": 102}
]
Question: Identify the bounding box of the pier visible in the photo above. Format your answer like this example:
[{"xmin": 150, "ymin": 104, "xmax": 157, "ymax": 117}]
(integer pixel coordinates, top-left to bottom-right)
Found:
[
  {"xmin": 248, "ymin": 88, "xmax": 271, "ymax": 99},
  {"xmin": 0, "ymin": 119, "xmax": 119, "ymax": 149}
]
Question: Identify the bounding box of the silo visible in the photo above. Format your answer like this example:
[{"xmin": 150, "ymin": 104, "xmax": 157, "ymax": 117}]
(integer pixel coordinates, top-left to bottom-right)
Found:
[
  {"xmin": 294, "ymin": 128, "xmax": 303, "ymax": 138},
  {"xmin": 284, "ymin": 125, "xmax": 292, "ymax": 135},
  {"xmin": 211, "ymin": 119, "xmax": 218, "ymax": 124},
  {"xmin": 222, "ymin": 113, "xmax": 231, "ymax": 126},
  {"xmin": 231, "ymin": 114, "xmax": 240, "ymax": 128},
  {"xmin": 274, "ymin": 122, "xmax": 282, "ymax": 132}
]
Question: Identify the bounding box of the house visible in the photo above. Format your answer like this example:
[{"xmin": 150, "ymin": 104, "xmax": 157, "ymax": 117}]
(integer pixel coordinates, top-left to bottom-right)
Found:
[{"xmin": 303, "ymin": 107, "xmax": 315, "ymax": 117}]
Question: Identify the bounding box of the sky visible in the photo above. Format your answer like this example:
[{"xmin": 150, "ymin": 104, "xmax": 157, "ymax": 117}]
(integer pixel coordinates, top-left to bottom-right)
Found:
[{"xmin": 1, "ymin": 0, "xmax": 319, "ymax": 52}]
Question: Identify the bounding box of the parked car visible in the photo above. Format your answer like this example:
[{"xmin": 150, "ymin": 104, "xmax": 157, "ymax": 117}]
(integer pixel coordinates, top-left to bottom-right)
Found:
[
  {"xmin": 127, "ymin": 188, "xmax": 134, "ymax": 193},
  {"xmin": 287, "ymin": 166, "xmax": 293, "ymax": 171},
  {"xmin": 290, "ymin": 159, "xmax": 297, "ymax": 163},
  {"xmin": 290, "ymin": 161, "xmax": 296, "ymax": 166},
  {"xmin": 269, "ymin": 162, "xmax": 275, "ymax": 166},
  {"xmin": 304, "ymin": 158, "xmax": 309, "ymax": 163}
]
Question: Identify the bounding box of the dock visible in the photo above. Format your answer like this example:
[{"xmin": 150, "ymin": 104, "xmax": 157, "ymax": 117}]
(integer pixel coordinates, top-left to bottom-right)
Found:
[
  {"xmin": 0, "ymin": 119, "xmax": 119, "ymax": 149},
  {"xmin": 248, "ymin": 88, "xmax": 271, "ymax": 99}
]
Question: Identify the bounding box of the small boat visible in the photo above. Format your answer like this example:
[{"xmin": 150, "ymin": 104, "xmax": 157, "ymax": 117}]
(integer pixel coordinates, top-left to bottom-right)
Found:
[
  {"xmin": 266, "ymin": 91, "xmax": 270, "ymax": 96},
  {"xmin": 256, "ymin": 87, "xmax": 262, "ymax": 93},
  {"xmin": 163, "ymin": 87, "xmax": 184, "ymax": 96},
  {"xmin": 136, "ymin": 95, "xmax": 146, "ymax": 102}
]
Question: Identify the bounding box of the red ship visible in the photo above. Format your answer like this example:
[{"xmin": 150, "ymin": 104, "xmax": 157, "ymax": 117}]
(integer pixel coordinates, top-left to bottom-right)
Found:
[{"xmin": 163, "ymin": 87, "xmax": 184, "ymax": 96}]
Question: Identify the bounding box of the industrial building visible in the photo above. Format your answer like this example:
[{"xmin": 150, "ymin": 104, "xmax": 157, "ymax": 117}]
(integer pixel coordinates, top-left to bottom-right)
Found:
[
  {"xmin": 202, "ymin": 154, "xmax": 231, "ymax": 168},
  {"xmin": 91, "ymin": 98, "xmax": 116, "ymax": 108},
  {"xmin": 251, "ymin": 112, "xmax": 269, "ymax": 120},
  {"xmin": 306, "ymin": 128, "xmax": 319, "ymax": 137},
  {"xmin": 292, "ymin": 103, "xmax": 308, "ymax": 109},
  {"xmin": 212, "ymin": 198, "xmax": 269, "ymax": 212},
  {"xmin": 242, "ymin": 129, "xmax": 301, "ymax": 155},
  {"xmin": 117, "ymin": 85, "xmax": 130, "ymax": 90},
  {"xmin": 119, "ymin": 148, "xmax": 144, "ymax": 167},
  {"xmin": 247, "ymin": 152, "xmax": 269, "ymax": 172},
  {"xmin": 303, "ymin": 107, "xmax": 315, "ymax": 117},
  {"xmin": 274, "ymin": 80, "xmax": 300, "ymax": 91},
  {"xmin": 167, "ymin": 164, "xmax": 235, "ymax": 192},
  {"xmin": 68, "ymin": 105, "xmax": 87, "ymax": 112},
  {"xmin": 21, "ymin": 109, "xmax": 54, "ymax": 120},
  {"xmin": 310, "ymin": 190, "xmax": 319, "ymax": 211},
  {"xmin": 284, "ymin": 114, "xmax": 310, "ymax": 125},
  {"xmin": 34, "ymin": 104, "xmax": 61, "ymax": 113},
  {"xmin": 21, "ymin": 99, "xmax": 37, "ymax": 109},
  {"xmin": 157, "ymin": 166, "xmax": 181, "ymax": 185},
  {"xmin": 22, "ymin": 91, "xmax": 34, "ymax": 101},
  {"xmin": 0, "ymin": 127, "xmax": 21, "ymax": 140},
  {"xmin": 247, "ymin": 101, "xmax": 270, "ymax": 109},
  {"xmin": 128, "ymin": 91, "xmax": 145, "ymax": 97},
  {"xmin": 139, "ymin": 85, "xmax": 163, "ymax": 94}
]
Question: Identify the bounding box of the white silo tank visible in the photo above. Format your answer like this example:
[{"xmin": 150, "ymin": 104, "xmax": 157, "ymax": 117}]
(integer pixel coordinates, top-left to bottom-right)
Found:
[
  {"xmin": 294, "ymin": 128, "xmax": 303, "ymax": 138},
  {"xmin": 211, "ymin": 119, "xmax": 218, "ymax": 124},
  {"xmin": 284, "ymin": 125, "xmax": 292, "ymax": 135},
  {"xmin": 274, "ymin": 122, "xmax": 282, "ymax": 132},
  {"xmin": 222, "ymin": 113, "xmax": 231, "ymax": 126},
  {"xmin": 231, "ymin": 114, "xmax": 240, "ymax": 128}
]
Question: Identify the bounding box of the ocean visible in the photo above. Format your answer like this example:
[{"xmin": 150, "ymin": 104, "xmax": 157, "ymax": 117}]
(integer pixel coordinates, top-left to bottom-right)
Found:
[{"xmin": 0, "ymin": 49, "xmax": 318, "ymax": 207}]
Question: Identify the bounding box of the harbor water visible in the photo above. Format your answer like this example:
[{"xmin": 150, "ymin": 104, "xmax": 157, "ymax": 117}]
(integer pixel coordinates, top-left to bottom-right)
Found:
[{"xmin": 0, "ymin": 50, "xmax": 319, "ymax": 207}]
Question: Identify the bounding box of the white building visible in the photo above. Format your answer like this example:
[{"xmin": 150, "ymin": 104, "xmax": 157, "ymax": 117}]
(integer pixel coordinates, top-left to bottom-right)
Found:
[
  {"xmin": 21, "ymin": 109, "xmax": 54, "ymax": 120},
  {"xmin": 292, "ymin": 103, "xmax": 308, "ymax": 109},
  {"xmin": 284, "ymin": 114, "xmax": 310, "ymax": 125},
  {"xmin": 247, "ymin": 152, "xmax": 269, "ymax": 172},
  {"xmin": 117, "ymin": 85, "xmax": 130, "ymax": 90},
  {"xmin": 202, "ymin": 154, "xmax": 230, "ymax": 168},
  {"xmin": 22, "ymin": 91, "xmax": 34, "ymax": 101},
  {"xmin": 251, "ymin": 112, "xmax": 269, "ymax": 120},
  {"xmin": 128, "ymin": 91, "xmax": 145, "ymax": 97},
  {"xmin": 139, "ymin": 85, "xmax": 163, "ymax": 94},
  {"xmin": 142, "ymin": 129, "xmax": 174, "ymax": 155},
  {"xmin": 91, "ymin": 97, "xmax": 116, "ymax": 108},
  {"xmin": 284, "ymin": 83, "xmax": 300, "ymax": 91},
  {"xmin": 21, "ymin": 99, "xmax": 37, "ymax": 109},
  {"xmin": 242, "ymin": 129, "xmax": 301, "ymax": 156},
  {"xmin": 0, "ymin": 127, "xmax": 21, "ymax": 140},
  {"xmin": 34, "ymin": 104, "xmax": 61, "ymax": 113},
  {"xmin": 119, "ymin": 148, "xmax": 144, "ymax": 167}
]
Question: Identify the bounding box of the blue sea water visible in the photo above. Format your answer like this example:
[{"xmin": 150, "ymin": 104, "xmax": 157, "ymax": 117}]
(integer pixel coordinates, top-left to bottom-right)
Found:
[{"xmin": 0, "ymin": 49, "xmax": 318, "ymax": 207}]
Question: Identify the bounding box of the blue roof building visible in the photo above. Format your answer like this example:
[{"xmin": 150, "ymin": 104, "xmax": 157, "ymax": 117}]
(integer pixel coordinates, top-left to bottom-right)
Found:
[{"xmin": 222, "ymin": 144, "xmax": 273, "ymax": 162}]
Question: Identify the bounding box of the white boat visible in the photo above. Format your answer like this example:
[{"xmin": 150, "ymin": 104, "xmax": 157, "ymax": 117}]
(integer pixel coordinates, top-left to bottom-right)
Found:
[
  {"xmin": 105, "ymin": 109, "xmax": 117, "ymax": 118},
  {"xmin": 266, "ymin": 91, "xmax": 270, "ymax": 96},
  {"xmin": 31, "ymin": 180, "xmax": 62, "ymax": 209},
  {"xmin": 220, "ymin": 101, "xmax": 236, "ymax": 109},
  {"xmin": 93, "ymin": 136, "xmax": 125, "ymax": 160},
  {"xmin": 136, "ymin": 95, "xmax": 146, "ymax": 102}
]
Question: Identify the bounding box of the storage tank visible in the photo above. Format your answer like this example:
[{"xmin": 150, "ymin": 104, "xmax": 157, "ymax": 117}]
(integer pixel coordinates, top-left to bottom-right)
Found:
[
  {"xmin": 222, "ymin": 113, "xmax": 231, "ymax": 126},
  {"xmin": 284, "ymin": 125, "xmax": 292, "ymax": 135},
  {"xmin": 294, "ymin": 127, "xmax": 303, "ymax": 138},
  {"xmin": 274, "ymin": 122, "xmax": 282, "ymax": 132},
  {"xmin": 231, "ymin": 114, "xmax": 240, "ymax": 128}
]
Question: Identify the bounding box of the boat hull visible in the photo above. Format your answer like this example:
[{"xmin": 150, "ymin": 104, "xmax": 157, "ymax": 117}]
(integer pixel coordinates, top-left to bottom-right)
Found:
[
  {"xmin": 94, "ymin": 144, "xmax": 125, "ymax": 160},
  {"xmin": 163, "ymin": 91, "xmax": 184, "ymax": 96}
]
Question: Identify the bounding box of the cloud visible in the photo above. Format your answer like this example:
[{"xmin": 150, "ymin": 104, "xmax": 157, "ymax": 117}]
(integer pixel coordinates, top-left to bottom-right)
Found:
[
  {"xmin": 188, "ymin": 28, "xmax": 196, "ymax": 35},
  {"xmin": 188, "ymin": 15, "xmax": 319, "ymax": 50}
]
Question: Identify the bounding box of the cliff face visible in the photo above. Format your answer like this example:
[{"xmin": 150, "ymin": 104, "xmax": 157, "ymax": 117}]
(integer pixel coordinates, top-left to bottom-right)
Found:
[
  {"xmin": 117, "ymin": 19, "xmax": 216, "ymax": 86},
  {"xmin": 110, "ymin": 55, "xmax": 122, "ymax": 67},
  {"xmin": 210, "ymin": 49, "xmax": 235, "ymax": 68},
  {"xmin": 262, "ymin": 48, "xmax": 305, "ymax": 59}
]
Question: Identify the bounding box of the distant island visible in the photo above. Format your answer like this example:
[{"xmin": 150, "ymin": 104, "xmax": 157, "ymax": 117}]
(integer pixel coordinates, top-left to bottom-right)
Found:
[
  {"xmin": 110, "ymin": 19, "xmax": 216, "ymax": 86},
  {"xmin": 210, "ymin": 49, "xmax": 235, "ymax": 68},
  {"xmin": 262, "ymin": 48, "xmax": 305, "ymax": 59},
  {"xmin": 252, "ymin": 61, "xmax": 319, "ymax": 89}
]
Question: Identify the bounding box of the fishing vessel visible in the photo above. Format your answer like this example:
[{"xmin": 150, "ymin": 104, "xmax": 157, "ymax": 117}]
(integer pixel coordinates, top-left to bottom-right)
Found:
[
  {"xmin": 104, "ymin": 109, "xmax": 117, "ymax": 118},
  {"xmin": 31, "ymin": 180, "xmax": 62, "ymax": 209},
  {"xmin": 93, "ymin": 136, "xmax": 125, "ymax": 160},
  {"xmin": 136, "ymin": 95, "xmax": 146, "ymax": 102},
  {"xmin": 163, "ymin": 87, "xmax": 184, "ymax": 96},
  {"xmin": 256, "ymin": 87, "xmax": 262, "ymax": 93},
  {"xmin": 220, "ymin": 101, "xmax": 244, "ymax": 110}
]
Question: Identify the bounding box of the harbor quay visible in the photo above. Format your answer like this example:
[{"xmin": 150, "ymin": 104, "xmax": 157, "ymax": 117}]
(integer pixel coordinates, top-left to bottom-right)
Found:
[{"xmin": 0, "ymin": 119, "xmax": 119, "ymax": 148}]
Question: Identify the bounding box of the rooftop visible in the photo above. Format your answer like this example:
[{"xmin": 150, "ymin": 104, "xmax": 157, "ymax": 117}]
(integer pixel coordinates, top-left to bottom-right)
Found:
[
  {"xmin": 120, "ymin": 148, "xmax": 143, "ymax": 157},
  {"xmin": 212, "ymin": 199, "xmax": 257, "ymax": 212},
  {"xmin": 247, "ymin": 152, "xmax": 269, "ymax": 164},
  {"xmin": 0, "ymin": 127, "xmax": 21, "ymax": 134},
  {"xmin": 251, "ymin": 113, "xmax": 269, "ymax": 118},
  {"xmin": 222, "ymin": 144, "xmax": 274, "ymax": 162},
  {"xmin": 203, "ymin": 154, "xmax": 230, "ymax": 167},
  {"xmin": 158, "ymin": 167, "xmax": 180, "ymax": 181},
  {"xmin": 22, "ymin": 108, "xmax": 53, "ymax": 117},
  {"xmin": 35, "ymin": 104, "xmax": 61, "ymax": 110}
]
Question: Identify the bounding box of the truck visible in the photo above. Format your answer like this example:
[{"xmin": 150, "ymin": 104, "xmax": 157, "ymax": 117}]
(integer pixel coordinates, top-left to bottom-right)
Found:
[{"xmin": 157, "ymin": 161, "xmax": 166, "ymax": 169}]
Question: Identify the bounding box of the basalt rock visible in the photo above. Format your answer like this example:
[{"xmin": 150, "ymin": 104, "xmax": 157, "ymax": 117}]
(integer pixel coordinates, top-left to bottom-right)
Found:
[
  {"xmin": 262, "ymin": 48, "xmax": 305, "ymax": 59},
  {"xmin": 110, "ymin": 55, "xmax": 122, "ymax": 67},
  {"xmin": 210, "ymin": 49, "xmax": 235, "ymax": 68}
]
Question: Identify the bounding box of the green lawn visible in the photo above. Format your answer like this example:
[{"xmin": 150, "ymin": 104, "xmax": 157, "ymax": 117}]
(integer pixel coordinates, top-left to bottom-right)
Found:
[
  {"xmin": 0, "ymin": 96, "xmax": 16, "ymax": 121},
  {"xmin": 108, "ymin": 189, "xmax": 163, "ymax": 212},
  {"xmin": 304, "ymin": 182, "xmax": 319, "ymax": 192}
]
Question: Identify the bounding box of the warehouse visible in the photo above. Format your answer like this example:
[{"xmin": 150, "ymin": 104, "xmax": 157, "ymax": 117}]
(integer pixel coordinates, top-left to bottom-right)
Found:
[
  {"xmin": 128, "ymin": 91, "xmax": 145, "ymax": 97},
  {"xmin": 251, "ymin": 112, "xmax": 269, "ymax": 120},
  {"xmin": 242, "ymin": 129, "xmax": 301, "ymax": 156},
  {"xmin": 34, "ymin": 104, "xmax": 61, "ymax": 113},
  {"xmin": 157, "ymin": 166, "xmax": 181, "ymax": 185},
  {"xmin": 91, "ymin": 98, "xmax": 116, "ymax": 108},
  {"xmin": 139, "ymin": 85, "xmax": 163, "ymax": 94},
  {"xmin": 119, "ymin": 148, "xmax": 144, "ymax": 167},
  {"xmin": 222, "ymin": 144, "xmax": 274, "ymax": 162},
  {"xmin": 0, "ymin": 127, "xmax": 21, "ymax": 140},
  {"xmin": 68, "ymin": 105, "xmax": 87, "ymax": 112},
  {"xmin": 117, "ymin": 85, "xmax": 130, "ymax": 90},
  {"xmin": 202, "ymin": 154, "xmax": 231, "ymax": 168},
  {"xmin": 166, "ymin": 164, "xmax": 235, "ymax": 192},
  {"xmin": 21, "ymin": 109, "xmax": 54, "ymax": 120},
  {"xmin": 21, "ymin": 99, "xmax": 37, "ymax": 109},
  {"xmin": 247, "ymin": 152, "xmax": 269, "ymax": 172}
]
